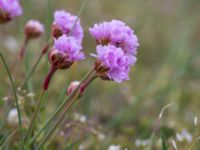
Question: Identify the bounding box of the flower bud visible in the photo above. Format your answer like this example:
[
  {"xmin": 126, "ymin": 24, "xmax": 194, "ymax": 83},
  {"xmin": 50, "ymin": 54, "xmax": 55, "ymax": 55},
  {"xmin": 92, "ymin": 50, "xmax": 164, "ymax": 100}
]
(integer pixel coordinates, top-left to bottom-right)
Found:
[
  {"xmin": 25, "ymin": 20, "xmax": 44, "ymax": 39},
  {"xmin": 67, "ymin": 81, "xmax": 81, "ymax": 96},
  {"xmin": 49, "ymin": 49, "xmax": 73, "ymax": 69}
]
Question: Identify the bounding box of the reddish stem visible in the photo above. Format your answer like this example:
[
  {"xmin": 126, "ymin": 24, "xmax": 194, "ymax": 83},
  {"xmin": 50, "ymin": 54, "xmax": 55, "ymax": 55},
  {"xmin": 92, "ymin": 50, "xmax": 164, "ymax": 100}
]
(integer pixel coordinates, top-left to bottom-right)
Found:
[
  {"xmin": 42, "ymin": 41, "xmax": 53, "ymax": 55},
  {"xmin": 19, "ymin": 37, "xmax": 29, "ymax": 60},
  {"xmin": 43, "ymin": 65, "xmax": 57, "ymax": 90}
]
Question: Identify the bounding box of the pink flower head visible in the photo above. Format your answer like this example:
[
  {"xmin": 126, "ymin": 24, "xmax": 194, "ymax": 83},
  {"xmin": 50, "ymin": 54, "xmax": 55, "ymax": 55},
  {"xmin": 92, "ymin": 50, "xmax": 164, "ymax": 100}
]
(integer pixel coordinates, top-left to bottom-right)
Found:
[
  {"xmin": 0, "ymin": 0, "xmax": 22, "ymax": 23},
  {"xmin": 25, "ymin": 20, "xmax": 44, "ymax": 39},
  {"xmin": 89, "ymin": 20, "xmax": 139, "ymax": 57},
  {"xmin": 52, "ymin": 10, "xmax": 83, "ymax": 42},
  {"xmin": 94, "ymin": 45, "xmax": 136, "ymax": 83},
  {"xmin": 49, "ymin": 35, "xmax": 85, "ymax": 69}
]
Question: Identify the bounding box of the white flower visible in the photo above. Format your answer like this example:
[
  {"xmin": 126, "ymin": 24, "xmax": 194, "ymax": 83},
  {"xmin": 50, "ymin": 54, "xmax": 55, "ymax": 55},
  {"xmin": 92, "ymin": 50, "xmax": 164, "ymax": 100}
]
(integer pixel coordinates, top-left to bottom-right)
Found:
[
  {"xmin": 108, "ymin": 145, "xmax": 121, "ymax": 150},
  {"xmin": 171, "ymin": 139, "xmax": 178, "ymax": 150},
  {"xmin": 7, "ymin": 108, "xmax": 18, "ymax": 125},
  {"xmin": 176, "ymin": 129, "xmax": 192, "ymax": 143},
  {"xmin": 135, "ymin": 139, "xmax": 150, "ymax": 147},
  {"xmin": 194, "ymin": 116, "xmax": 198, "ymax": 126}
]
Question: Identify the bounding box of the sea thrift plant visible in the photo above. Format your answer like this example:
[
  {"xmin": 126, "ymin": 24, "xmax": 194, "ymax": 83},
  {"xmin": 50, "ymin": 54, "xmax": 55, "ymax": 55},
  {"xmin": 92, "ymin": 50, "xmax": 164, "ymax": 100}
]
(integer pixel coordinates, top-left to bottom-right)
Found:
[
  {"xmin": 94, "ymin": 44, "xmax": 133, "ymax": 82},
  {"xmin": 0, "ymin": 1, "xmax": 140, "ymax": 149},
  {"xmin": 89, "ymin": 20, "xmax": 139, "ymax": 65},
  {"xmin": 43, "ymin": 35, "xmax": 84, "ymax": 90},
  {"xmin": 52, "ymin": 10, "xmax": 83, "ymax": 42},
  {"xmin": 0, "ymin": 0, "xmax": 22, "ymax": 23}
]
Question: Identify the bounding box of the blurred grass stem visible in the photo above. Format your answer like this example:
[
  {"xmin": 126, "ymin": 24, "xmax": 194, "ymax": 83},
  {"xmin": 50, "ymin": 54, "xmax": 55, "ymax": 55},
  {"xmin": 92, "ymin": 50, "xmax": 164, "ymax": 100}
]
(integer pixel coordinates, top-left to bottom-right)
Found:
[
  {"xmin": 0, "ymin": 130, "xmax": 18, "ymax": 149},
  {"xmin": 29, "ymin": 67, "xmax": 95, "ymax": 145},
  {"xmin": 0, "ymin": 52, "xmax": 23, "ymax": 145},
  {"xmin": 24, "ymin": 89, "xmax": 46, "ymax": 143},
  {"xmin": 21, "ymin": 42, "xmax": 53, "ymax": 89},
  {"xmin": 36, "ymin": 69, "xmax": 96, "ymax": 149}
]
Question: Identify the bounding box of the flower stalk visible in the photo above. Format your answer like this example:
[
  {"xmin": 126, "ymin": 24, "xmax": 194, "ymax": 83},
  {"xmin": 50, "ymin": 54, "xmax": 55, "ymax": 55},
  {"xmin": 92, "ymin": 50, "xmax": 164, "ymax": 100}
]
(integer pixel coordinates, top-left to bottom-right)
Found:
[
  {"xmin": 36, "ymin": 68, "xmax": 96, "ymax": 149},
  {"xmin": 21, "ymin": 42, "xmax": 52, "ymax": 89},
  {"xmin": 19, "ymin": 37, "xmax": 29, "ymax": 60},
  {"xmin": 29, "ymin": 67, "xmax": 95, "ymax": 145},
  {"xmin": 0, "ymin": 52, "xmax": 23, "ymax": 143},
  {"xmin": 24, "ymin": 89, "xmax": 46, "ymax": 143}
]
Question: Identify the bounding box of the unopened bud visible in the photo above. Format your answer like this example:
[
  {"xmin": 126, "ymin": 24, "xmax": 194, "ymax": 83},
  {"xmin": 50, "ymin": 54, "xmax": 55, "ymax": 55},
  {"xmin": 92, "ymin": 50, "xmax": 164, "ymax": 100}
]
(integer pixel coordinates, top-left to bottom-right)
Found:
[
  {"xmin": 67, "ymin": 81, "xmax": 81, "ymax": 96},
  {"xmin": 25, "ymin": 20, "xmax": 44, "ymax": 39},
  {"xmin": 48, "ymin": 49, "xmax": 73, "ymax": 70}
]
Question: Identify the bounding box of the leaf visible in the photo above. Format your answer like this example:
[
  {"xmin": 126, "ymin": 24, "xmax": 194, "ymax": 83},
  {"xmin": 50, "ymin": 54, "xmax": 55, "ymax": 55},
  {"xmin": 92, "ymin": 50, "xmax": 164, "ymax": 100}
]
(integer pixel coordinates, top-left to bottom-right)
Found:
[{"xmin": 161, "ymin": 136, "xmax": 168, "ymax": 150}]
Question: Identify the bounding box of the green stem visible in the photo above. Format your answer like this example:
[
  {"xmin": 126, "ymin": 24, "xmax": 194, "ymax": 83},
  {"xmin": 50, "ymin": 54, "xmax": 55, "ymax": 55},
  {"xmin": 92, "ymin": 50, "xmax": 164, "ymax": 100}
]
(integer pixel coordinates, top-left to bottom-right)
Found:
[
  {"xmin": 188, "ymin": 136, "xmax": 200, "ymax": 150},
  {"xmin": 68, "ymin": 0, "xmax": 89, "ymax": 35},
  {"xmin": 0, "ymin": 52, "xmax": 23, "ymax": 142},
  {"xmin": 21, "ymin": 42, "xmax": 52, "ymax": 90},
  {"xmin": 36, "ymin": 70, "xmax": 96, "ymax": 149},
  {"xmin": 24, "ymin": 89, "xmax": 46, "ymax": 143},
  {"xmin": 29, "ymin": 67, "xmax": 95, "ymax": 145},
  {"xmin": 21, "ymin": 53, "xmax": 43, "ymax": 89},
  {"xmin": 0, "ymin": 130, "xmax": 18, "ymax": 149},
  {"xmin": 36, "ymin": 90, "xmax": 80, "ymax": 150}
]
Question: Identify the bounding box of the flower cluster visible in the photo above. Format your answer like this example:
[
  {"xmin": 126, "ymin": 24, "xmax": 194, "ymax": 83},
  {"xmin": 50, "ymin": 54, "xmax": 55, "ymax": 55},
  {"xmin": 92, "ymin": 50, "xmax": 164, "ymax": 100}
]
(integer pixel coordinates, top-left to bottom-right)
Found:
[
  {"xmin": 52, "ymin": 10, "xmax": 83, "ymax": 42},
  {"xmin": 89, "ymin": 20, "xmax": 139, "ymax": 82},
  {"xmin": 0, "ymin": 0, "xmax": 22, "ymax": 23},
  {"xmin": 49, "ymin": 35, "xmax": 84, "ymax": 69}
]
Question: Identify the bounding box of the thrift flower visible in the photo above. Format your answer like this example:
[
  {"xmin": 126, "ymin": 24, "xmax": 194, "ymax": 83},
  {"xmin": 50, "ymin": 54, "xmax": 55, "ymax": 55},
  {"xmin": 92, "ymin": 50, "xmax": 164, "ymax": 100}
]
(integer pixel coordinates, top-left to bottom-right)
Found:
[
  {"xmin": 52, "ymin": 10, "xmax": 83, "ymax": 42},
  {"xmin": 89, "ymin": 20, "xmax": 139, "ymax": 62},
  {"xmin": 94, "ymin": 45, "xmax": 136, "ymax": 83},
  {"xmin": 43, "ymin": 35, "xmax": 84, "ymax": 90},
  {"xmin": 25, "ymin": 20, "xmax": 44, "ymax": 39},
  {"xmin": 49, "ymin": 35, "xmax": 84, "ymax": 70},
  {"xmin": 0, "ymin": 0, "xmax": 22, "ymax": 23}
]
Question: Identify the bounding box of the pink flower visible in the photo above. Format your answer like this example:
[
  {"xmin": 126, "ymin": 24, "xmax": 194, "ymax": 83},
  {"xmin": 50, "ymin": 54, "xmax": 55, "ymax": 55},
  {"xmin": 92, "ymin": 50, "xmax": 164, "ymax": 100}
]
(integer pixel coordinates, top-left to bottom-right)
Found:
[
  {"xmin": 49, "ymin": 35, "xmax": 85, "ymax": 69},
  {"xmin": 52, "ymin": 10, "xmax": 83, "ymax": 43},
  {"xmin": 0, "ymin": 0, "xmax": 22, "ymax": 23},
  {"xmin": 94, "ymin": 45, "xmax": 136, "ymax": 83},
  {"xmin": 89, "ymin": 20, "xmax": 139, "ymax": 59}
]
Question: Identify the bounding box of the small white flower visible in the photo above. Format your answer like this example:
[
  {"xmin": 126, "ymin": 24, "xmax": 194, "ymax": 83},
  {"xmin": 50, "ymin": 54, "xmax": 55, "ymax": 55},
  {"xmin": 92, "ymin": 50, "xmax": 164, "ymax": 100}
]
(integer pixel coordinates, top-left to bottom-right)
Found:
[
  {"xmin": 7, "ymin": 108, "xmax": 18, "ymax": 125},
  {"xmin": 176, "ymin": 129, "xmax": 192, "ymax": 143},
  {"xmin": 97, "ymin": 133, "xmax": 106, "ymax": 141},
  {"xmin": 108, "ymin": 145, "xmax": 121, "ymax": 150},
  {"xmin": 4, "ymin": 36, "xmax": 19, "ymax": 52},
  {"xmin": 181, "ymin": 130, "xmax": 192, "ymax": 142},
  {"xmin": 80, "ymin": 115, "xmax": 87, "ymax": 123},
  {"xmin": 26, "ymin": 92, "xmax": 35, "ymax": 97},
  {"xmin": 194, "ymin": 116, "xmax": 198, "ymax": 126},
  {"xmin": 74, "ymin": 113, "xmax": 87, "ymax": 123},
  {"xmin": 176, "ymin": 133, "xmax": 183, "ymax": 142},
  {"xmin": 135, "ymin": 139, "xmax": 150, "ymax": 147},
  {"xmin": 171, "ymin": 139, "xmax": 178, "ymax": 150}
]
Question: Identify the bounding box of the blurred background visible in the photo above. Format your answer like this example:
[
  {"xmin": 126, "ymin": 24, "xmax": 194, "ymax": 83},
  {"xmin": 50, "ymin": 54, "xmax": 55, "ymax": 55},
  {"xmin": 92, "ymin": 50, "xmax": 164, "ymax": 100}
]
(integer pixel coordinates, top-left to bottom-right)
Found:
[{"xmin": 0, "ymin": 0, "xmax": 200, "ymax": 149}]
